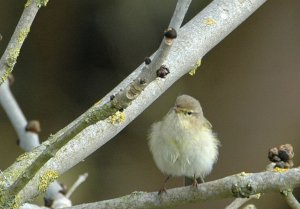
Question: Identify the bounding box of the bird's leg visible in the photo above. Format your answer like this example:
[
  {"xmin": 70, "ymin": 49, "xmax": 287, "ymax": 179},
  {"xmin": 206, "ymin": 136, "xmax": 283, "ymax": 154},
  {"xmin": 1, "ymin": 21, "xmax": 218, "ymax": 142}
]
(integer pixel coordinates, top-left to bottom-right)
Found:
[
  {"xmin": 192, "ymin": 174, "xmax": 198, "ymax": 188},
  {"xmin": 158, "ymin": 175, "xmax": 171, "ymax": 195},
  {"xmin": 199, "ymin": 176, "xmax": 205, "ymax": 183}
]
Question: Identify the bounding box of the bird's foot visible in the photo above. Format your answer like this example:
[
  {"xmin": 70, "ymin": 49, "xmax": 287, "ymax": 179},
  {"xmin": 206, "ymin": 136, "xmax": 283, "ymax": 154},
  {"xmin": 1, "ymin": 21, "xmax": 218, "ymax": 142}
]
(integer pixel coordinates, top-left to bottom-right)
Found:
[
  {"xmin": 192, "ymin": 178, "xmax": 198, "ymax": 188},
  {"xmin": 158, "ymin": 187, "xmax": 167, "ymax": 195}
]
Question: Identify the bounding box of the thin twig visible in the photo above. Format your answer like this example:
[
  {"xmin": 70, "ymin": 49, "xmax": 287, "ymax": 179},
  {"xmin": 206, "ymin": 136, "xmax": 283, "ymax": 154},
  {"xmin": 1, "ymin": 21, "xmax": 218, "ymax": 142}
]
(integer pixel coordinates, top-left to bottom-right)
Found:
[
  {"xmin": 282, "ymin": 190, "xmax": 300, "ymax": 209},
  {"xmin": 2, "ymin": 0, "xmax": 267, "ymax": 205},
  {"xmin": 66, "ymin": 173, "xmax": 88, "ymax": 198},
  {"xmin": 0, "ymin": 80, "xmax": 39, "ymax": 151},
  {"xmin": 242, "ymin": 204, "xmax": 257, "ymax": 209},
  {"xmin": 0, "ymin": 0, "xmax": 49, "ymax": 85},
  {"xmin": 225, "ymin": 194, "xmax": 260, "ymax": 209},
  {"xmin": 0, "ymin": 78, "xmax": 64, "ymax": 206}
]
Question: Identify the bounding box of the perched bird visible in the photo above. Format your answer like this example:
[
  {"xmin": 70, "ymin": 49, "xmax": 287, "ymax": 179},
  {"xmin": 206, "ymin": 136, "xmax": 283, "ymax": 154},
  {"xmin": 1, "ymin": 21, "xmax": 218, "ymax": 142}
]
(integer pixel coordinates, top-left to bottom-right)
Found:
[{"xmin": 148, "ymin": 95, "xmax": 220, "ymax": 194}]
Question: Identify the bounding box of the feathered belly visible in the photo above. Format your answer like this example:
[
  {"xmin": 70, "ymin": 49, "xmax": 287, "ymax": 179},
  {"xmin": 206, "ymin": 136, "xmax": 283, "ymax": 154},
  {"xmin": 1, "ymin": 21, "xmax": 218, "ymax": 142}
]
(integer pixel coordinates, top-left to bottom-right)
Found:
[{"xmin": 150, "ymin": 128, "xmax": 218, "ymax": 178}]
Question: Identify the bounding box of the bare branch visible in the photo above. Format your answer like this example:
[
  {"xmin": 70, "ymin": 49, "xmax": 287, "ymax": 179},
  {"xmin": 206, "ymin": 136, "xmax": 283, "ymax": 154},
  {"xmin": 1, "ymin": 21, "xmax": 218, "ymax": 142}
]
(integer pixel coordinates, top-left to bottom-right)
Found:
[
  {"xmin": 282, "ymin": 190, "xmax": 300, "ymax": 209},
  {"xmin": 1, "ymin": 0, "xmax": 267, "ymax": 205},
  {"xmin": 65, "ymin": 173, "xmax": 88, "ymax": 198},
  {"xmin": 0, "ymin": 0, "xmax": 49, "ymax": 85},
  {"xmin": 64, "ymin": 169, "xmax": 300, "ymax": 209},
  {"xmin": 0, "ymin": 78, "xmax": 64, "ymax": 206},
  {"xmin": 2, "ymin": 0, "xmax": 192, "ymax": 201},
  {"xmin": 0, "ymin": 80, "xmax": 39, "ymax": 151},
  {"xmin": 225, "ymin": 194, "xmax": 260, "ymax": 209},
  {"xmin": 112, "ymin": 0, "xmax": 192, "ymax": 110}
]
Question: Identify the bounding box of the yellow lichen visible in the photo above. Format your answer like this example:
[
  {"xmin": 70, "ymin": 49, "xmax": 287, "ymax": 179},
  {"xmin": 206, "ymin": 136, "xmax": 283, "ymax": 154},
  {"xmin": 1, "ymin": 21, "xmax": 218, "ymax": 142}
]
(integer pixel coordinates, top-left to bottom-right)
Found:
[
  {"xmin": 273, "ymin": 167, "xmax": 288, "ymax": 172},
  {"xmin": 25, "ymin": 0, "xmax": 31, "ymax": 7},
  {"xmin": 203, "ymin": 18, "xmax": 216, "ymax": 25},
  {"xmin": 35, "ymin": 0, "xmax": 49, "ymax": 7},
  {"xmin": 253, "ymin": 193, "xmax": 261, "ymax": 199},
  {"xmin": 239, "ymin": 171, "xmax": 249, "ymax": 176},
  {"xmin": 12, "ymin": 195, "xmax": 20, "ymax": 209},
  {"xmin": 18, "ymin": 28, "xmax": 30, "ymax": 44},
  {"xmin": 108, "ymin": 111, "xmax": 125, "ymax": 124},
  {"xmin": 0, "ymin": 194, "xmax": 20, "ymax": 209},
  {"xmin": 1, "ymin": 70, "xmax": 11, "ymax": 84},
  {"xmin": 38, "ymin": 170, "xmax": 59, "ymax": 192},
  {"xmin": 16, "ymin": 152, "xmax": 30, "ymax": 162},
  {"xmin": 189, "ymin": 59, "xmax": 202, "ymax": 76},
  {"xmin": 7, "ymin": 48, "xmax": 20, "ymax": 67}
]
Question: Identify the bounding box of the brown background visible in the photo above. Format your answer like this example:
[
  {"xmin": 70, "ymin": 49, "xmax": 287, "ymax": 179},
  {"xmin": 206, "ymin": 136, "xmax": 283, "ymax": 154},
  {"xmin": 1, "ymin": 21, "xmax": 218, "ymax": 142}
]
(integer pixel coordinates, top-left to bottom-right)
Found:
[{"xmin": 0, "ymin": 0, "xmax": 300, "ymax": 208}]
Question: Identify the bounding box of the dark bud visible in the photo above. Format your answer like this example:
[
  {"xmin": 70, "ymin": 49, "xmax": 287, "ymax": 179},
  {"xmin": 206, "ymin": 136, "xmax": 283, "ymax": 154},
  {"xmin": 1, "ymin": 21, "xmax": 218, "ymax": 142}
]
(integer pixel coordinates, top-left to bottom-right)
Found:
[
  {"xmin": 44, "ymin": 197, "xmax": 53, "ymax": 207},
  {"xmin": 139, "ymin": 79, "xmax": 146, "ymax": 85},
  {"xmin": 156, "ymin": 65, "xmax": 170, "ymax": 78},
  {"xmin": 25, "ymin": 120, "xmax": 41, "ymax": 133},
  {"xmin": 110, "ymin": 95, "xmax": 115, "ymax": 101},
  {"xmin": 268, "ymin": 147, "xmax": 280, "ymax": 162},
  {"xmin": 278, "ymin": 144, "xmax": 294, "ymax": 160},
  {"xmin": 278, "ymin": 150, "xmax": 289, "ymax": 162},
  {"xmin": 268, "ymin": 144, "xmax": 294, "ymax": 169},
  {"xmin": 164, "ymin": 27, "xmax": 177, "ymax": 39},
  {"xmin": 144, "ymin": 57, "xmax": 151, "ymax": 65}
]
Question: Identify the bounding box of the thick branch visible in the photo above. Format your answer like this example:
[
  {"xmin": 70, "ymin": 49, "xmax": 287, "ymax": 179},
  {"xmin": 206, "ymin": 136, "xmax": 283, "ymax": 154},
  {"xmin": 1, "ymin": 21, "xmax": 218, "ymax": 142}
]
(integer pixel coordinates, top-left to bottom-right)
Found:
[
  {"xmin": 0, "ymin": 0, "xmax": 49, "ymax": 85},
  {"xmin": 2, "ymin": 0, "xmax": 267, "ymax": 205},
  {"xmin": 3, "ymin": 0, "xmax": 192, "ymax": 201},
  {"xmin": 112, "ymin": 0, "xmax": 191, "ymax": 109},
  {"xmin": 65, "ymin": 169, "xmax": 300, "ymax": 209}
]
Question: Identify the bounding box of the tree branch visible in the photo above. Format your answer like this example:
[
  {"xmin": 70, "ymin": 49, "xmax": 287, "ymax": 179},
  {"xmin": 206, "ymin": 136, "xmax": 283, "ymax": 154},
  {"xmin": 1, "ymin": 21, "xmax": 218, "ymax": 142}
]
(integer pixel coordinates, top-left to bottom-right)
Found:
[
  {"xmin": 64, "ymin": 169, "xmax": 300, "ymax": 209},
  {"xmin": 18, "ymin": 169, "xmax": 300, "ymax": 209},
  {"xmin": 282, "ymin": 190, "xmax": 300, "ymax": 209},
  {"xmin": 0, "ymin": 0, "xmax": 49, "ymax": 85},
  {"xmin": 1, "ymin": 0, "xmax": 267, "ymax": 206},
  {"xmin": 0, "ymin": 78, "xmax": 64, "ymax": 207},
  {"xmin": 225, "ymin": 194, "xmax": 260, "ymax": 209},
  {"xmin": 0, "ymin": 80, "xmax": 39, "ymax": 151}
]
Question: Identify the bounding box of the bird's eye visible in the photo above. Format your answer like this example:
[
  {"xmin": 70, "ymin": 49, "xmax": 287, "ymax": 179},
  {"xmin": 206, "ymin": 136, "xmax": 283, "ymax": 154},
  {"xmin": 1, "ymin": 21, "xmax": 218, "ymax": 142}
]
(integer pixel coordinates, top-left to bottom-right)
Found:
[{"xmin": 186, "ymin": 111, "xmax": 192, "ymax": 115}]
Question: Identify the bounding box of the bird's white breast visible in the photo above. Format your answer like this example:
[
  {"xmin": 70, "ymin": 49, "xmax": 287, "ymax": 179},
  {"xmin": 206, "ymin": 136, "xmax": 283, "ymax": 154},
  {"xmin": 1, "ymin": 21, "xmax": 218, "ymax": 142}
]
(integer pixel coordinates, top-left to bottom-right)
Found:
[{"xmin": 148, "ymin": 111, "xmax": 219, "ymax": 178}]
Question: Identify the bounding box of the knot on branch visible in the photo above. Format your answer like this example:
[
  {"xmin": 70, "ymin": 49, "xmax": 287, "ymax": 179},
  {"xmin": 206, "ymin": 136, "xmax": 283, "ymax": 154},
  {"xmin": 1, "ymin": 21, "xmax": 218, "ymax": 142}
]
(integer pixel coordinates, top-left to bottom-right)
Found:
[
  {"xmin": 156, "ymin": 65, "xmax": 170, "ymax": 78},
  {"xmin": 144, "ymin": 57, "xmax": 151, "ymax": 65},
  {"xmin": 110, "ymin": 79, "xmax": 147, "ymax": 112},
  {"xmin": 125, "ymin": 79, "xmax": 147, "ymax": 100},
  {"xmin": 231, "ymin": 183, "xmax": 254, "ymax": 198}
]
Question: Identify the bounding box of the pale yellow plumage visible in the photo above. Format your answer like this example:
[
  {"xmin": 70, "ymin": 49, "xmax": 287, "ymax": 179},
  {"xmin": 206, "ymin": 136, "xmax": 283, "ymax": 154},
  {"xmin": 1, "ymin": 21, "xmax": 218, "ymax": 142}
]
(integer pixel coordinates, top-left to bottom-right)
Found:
[{"xmin": 148, "ymin": 95, "xmax": 220, "ymax": 192}]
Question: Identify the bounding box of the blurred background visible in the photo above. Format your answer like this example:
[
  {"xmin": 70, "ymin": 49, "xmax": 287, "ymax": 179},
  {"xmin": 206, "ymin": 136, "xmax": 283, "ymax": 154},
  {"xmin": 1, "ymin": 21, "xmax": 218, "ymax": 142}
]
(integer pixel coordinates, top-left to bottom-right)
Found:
[{"xmin": 0, "ymin": 0, "xmax": 300, "ymax": 208}]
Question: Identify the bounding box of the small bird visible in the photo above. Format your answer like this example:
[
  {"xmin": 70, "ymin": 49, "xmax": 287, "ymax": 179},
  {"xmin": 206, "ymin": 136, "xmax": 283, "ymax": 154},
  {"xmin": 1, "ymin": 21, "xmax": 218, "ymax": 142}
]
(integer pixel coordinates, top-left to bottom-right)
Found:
[{"xmin": 148, "ymin": 95, "xmax": 220, "ymax": 194}]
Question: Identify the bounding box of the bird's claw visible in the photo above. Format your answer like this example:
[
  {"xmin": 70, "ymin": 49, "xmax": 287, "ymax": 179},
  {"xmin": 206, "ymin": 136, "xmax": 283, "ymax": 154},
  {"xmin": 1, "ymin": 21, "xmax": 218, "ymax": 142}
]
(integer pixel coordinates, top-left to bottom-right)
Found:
[
  {"xmin": 158, "ymin": 187, "xmax": 167, "ymax": 195},
  {"xmin": 192, "ymin": 178, "xmax": 198, "ymax": 188}
]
